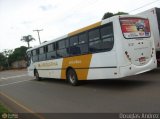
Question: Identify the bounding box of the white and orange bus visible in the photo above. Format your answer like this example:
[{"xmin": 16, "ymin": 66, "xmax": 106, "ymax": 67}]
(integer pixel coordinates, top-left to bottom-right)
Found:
[{"xmin": 26, "ymin": 15, "xmax": 157, "ymax": 86}]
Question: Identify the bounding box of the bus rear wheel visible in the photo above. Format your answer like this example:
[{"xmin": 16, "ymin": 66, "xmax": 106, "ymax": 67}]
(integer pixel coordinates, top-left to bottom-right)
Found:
[{"xmin": 67, "ymin": 69, "xmax": 79, "ymax": 86}]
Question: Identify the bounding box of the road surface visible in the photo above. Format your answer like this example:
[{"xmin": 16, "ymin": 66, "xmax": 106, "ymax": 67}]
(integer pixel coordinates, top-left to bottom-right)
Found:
[{"xmin": 0, "ymin": 69, "xmax": 160, "ymax": 119}]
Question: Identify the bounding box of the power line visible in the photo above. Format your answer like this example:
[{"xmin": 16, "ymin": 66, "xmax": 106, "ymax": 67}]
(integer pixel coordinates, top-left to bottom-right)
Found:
[{"xmin": 129, "ymin": 0, "xmax": 160, "ymax": 13}]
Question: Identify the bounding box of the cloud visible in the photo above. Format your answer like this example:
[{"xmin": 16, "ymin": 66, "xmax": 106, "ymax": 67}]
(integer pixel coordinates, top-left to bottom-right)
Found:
[
  {"xmin": 39, "ymin": 4, "xmax": 56, "ymax": 11},
  {"xmin": 21, "ymin": 21, "xmax": 33, "ymax": 25}
]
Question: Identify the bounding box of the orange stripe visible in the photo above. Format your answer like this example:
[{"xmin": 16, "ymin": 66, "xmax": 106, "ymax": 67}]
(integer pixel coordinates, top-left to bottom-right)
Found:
[
  {"xmin": 61, "ymin": 54, "xmax": 92, "ymax": 80},
  {"xmin": 68, "ymin": 22, "xmax": 101, "ymax": 36}
]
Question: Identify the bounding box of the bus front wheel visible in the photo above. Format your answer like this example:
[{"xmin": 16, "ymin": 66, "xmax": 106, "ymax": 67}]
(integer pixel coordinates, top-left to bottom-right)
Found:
[
  {"xmin": 34, "ymin": 70, "xmax": 41, "ymax": 81},
  {"xmin": 67, "ymin": 69, "xmax": 79, "ymax": 86}
]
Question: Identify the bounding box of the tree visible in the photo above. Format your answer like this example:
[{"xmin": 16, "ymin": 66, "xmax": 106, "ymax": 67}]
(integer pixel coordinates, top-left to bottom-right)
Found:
[
  {"xmin": 102, "ymin": 12, "xmax": 128, "ymax": 20},
  {"xmin": 102, "ymin": 12, "xmax": 114, "ymax": 20},
  {"xmin": 0, "ymin": 46, "xmax": 28, "ymax": 69},
  {"xmin": 21, "ymin": 35, "xmax": 35, "ymax": 48},
  {"xmin": 0, "ymin": 52, "xmax": 7, "ymax": 68},
  {"xmin": 8, "ymin": 46, "xmax": 28, "ymax": 65},
  {"xmin": 3, "ymin": 49, "xmax": 13, "ymax": 58},
  {"xmin": 114, "ymin": 12, "xmax": 128, "ymax": 16},
  {"xmin": 3, "ymin": 49, "xmax": 13, "ymax": 68}
]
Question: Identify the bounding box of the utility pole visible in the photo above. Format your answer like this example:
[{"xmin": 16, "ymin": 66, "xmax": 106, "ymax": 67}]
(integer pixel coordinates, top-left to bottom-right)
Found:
[{"xmin": 33, "ymin": 29, "xmax": 43, "ymax": 44}]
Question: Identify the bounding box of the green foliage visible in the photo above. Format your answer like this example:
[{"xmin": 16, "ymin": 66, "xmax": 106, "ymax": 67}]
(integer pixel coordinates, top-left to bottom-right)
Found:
[
  {"xmin": 0, "ymin": 46, "xmax": 28, "ymax": 69},
  {"xmin": 8, "ymin": 46, "xmax": 28, "ymax": 65},
  {"xmin": 114, "ymin": 12, "xmax": 128, "ymax": 16},
  {"xmin": 102, "ymin": 11, "xmax": 128, "ymax": 20},
  {"xmin": 0, "ymin": 103, "xmax": 10, "ymax": 113},
  {"xmin": 102, "ymin": 12, "xmax": 114, "ymax": 20},
  {"xmin": 0, "ymin": 53, "xmax": 7, "ymax": 67}
]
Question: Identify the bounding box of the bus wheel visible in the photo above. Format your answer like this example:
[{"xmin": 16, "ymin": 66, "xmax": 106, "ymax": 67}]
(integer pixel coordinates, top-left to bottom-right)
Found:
[
  {"xmin": 67, "ymin": 69, "xmax": 79, "ymax": 86},
  {"xmin": 35, "ymin": 70, "xmax": 41, "ymax": 81}
]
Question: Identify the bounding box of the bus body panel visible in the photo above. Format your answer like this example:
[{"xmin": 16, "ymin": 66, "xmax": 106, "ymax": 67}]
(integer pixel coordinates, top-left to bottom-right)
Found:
[
  {"xmin": 28, "ymin": 59, "xmax": 63, "ymax": 79},
  {"xmin": 61, "ymin": 54, "xmax": 92, "ymax": 80},
  {"xmin": 119, "ymin": 58, "xmax": 157, "ymax": 77},
  {"xmin": 87, "ymin": 51, "xmax": 118, "ymax": 79}
]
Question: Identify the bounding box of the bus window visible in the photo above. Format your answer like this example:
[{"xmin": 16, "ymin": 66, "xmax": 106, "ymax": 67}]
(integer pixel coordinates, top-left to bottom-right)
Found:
[
  {"xmin": 70, "ymin": 36, "xmax": 78, "ymax": 46},
  {"xmin": 89, "ymin": 28, "xmax": 101, "ymax": 53},
  {"xmin": 100, "ymin": 23, "xmax": 114, "ymax": 50},
  {"xmin": 66, "ymin": 38, "xmax": 69, "ymax": 48},
  {"xmin": 57, "ymin": 49, "xmax": 69, "ymax": 58},
  {"xmin": 39, "ymin": 47, "xmax": 46, "ymax": 61},
  {"xmin": 89, "ymin": 29, "xmax": 100, "ymax": 41},
  {"xmin": 48, "ymin": 44, "xmax": 54, "ymax": 52},
  {"xmin": 57, "ymin": 40, "xmax": 66, "ymax": 49},
  {"xmin": 32, "ymin": 49, "xmax": 39, "ymax": 62},
  {"xmin": 39, "ymin": 47, "xmax": 44, "ymax": 54},
  {"xmin": 32, "ymin": 50, "xmax": 37, "ymax": 56},
  {"xmin": 47, "ymin": 52, "xmax": 56, "ymax": 59},
  {"xmin": 47, "ymin": 43, "xmax": 57, "ymax": 60},
  {"xmin": 57, "ymin": 40, "xmax": 69, "ymax": 58},
  {"xmin": 79, "ymin": 32, "xmax": 88, "ymax": 44},
  {"xmin": 120, "ymin": 18, "xmax": 151, "ymax": 39}
]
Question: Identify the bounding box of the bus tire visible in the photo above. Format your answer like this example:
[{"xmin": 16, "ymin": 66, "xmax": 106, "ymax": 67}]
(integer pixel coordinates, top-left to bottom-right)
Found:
[
  {"xmin": 67, "ymin": 69, "xmax": 79, "ymax": 86},
  {"xmin": 34, "ymin": 70, "xmax": 41, "ymax": 81}
]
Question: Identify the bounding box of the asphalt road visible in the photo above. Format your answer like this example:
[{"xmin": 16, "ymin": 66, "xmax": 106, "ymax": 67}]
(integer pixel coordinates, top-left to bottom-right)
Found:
[{"xmin": 0, "ymin": 69, "xmax": 160, "ymax": 118}]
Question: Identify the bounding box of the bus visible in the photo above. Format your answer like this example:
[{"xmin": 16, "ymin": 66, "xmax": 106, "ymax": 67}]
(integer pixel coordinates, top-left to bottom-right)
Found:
[{"xmin": 26, "ymin": 15, "xmax": 157, "ymax": 86}]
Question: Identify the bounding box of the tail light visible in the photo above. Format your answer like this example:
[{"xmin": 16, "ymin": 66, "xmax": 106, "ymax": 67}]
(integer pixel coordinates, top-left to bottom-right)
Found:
[{"xmin": 125, "ymin": 51, "xmax": 131, "ymax": 61}]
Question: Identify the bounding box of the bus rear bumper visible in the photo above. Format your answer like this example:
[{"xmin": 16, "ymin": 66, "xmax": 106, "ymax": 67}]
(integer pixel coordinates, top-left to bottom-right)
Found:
[{"xmin": 119, "ymin": 59, "xmax": 157, "ymax": 78}]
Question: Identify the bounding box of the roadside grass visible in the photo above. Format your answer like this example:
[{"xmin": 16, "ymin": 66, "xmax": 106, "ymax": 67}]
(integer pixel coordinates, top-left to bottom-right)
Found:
[{"xmin": 0, "ymin": 103, "xmax": 10, "ymax": 113}]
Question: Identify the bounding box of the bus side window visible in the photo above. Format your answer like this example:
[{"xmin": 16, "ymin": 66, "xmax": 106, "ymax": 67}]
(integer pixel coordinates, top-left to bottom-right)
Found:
[
  {"xmin": 32, "ymin": 49, "xmax": 39, "ymax": 62},
  {"xmin": 47, "ymin": 43, "xmax": 57, "ymax": 60},
  {"xmin": 89, "ymin": 23, "xmax": 114, "ymax": 53},
  {"xmin": 39, "ymin": 47, "xmax": 46, "ymax": 61},
  {"xmin": 66, "ymin": 38, "xmax": 69, "ymax": 48},
  {"xmin": 70, "ymin": 36, "xmax": 78, "ymax": 46},
  {"xmin": 77, "ymin": 32, "xmax": 88, "ymax": 54},
  {"xmin": 100, "ymin": 23, "xmax": 114, "ymax": 51},
  {"xmin": 79, "ymin": 33, "xmax": 88, "ymax": 44},
  {"xmin": 89, "ymin": 28, "xmax": 101, "ymax": 53},
  {"xmin": 69, "ymin": 36, "xmax": 81, "ymax": 55},
  {"xmin": 57, "ymin": 39, "xmax": 69, "ymax": 58}
]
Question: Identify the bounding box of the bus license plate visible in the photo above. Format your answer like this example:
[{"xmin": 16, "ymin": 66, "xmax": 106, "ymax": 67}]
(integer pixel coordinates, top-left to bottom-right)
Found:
[{"xmin": 139, "ymin": 57, "xmax": 146, "ymax": 62}]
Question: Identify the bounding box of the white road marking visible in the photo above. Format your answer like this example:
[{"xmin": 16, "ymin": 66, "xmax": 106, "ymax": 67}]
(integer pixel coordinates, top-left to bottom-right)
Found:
[
  {"xmin": 0, "ymin": 74, "xmax": 27, "ymax": 81},
  {"xmin": 0, "ymin": 79, "xmax": 32, "ymax": 87}
]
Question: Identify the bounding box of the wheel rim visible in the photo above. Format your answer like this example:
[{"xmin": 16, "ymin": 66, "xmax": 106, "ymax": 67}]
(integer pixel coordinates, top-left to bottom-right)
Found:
[{"xmin": 69, "ymin": 72, "xmax": 75, "ymax": 83}]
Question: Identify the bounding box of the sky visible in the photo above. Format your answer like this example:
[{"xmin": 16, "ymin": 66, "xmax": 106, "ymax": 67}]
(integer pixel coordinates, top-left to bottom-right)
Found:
[{"xmin": 0, "ymin": 0, "xmax": 160, "ymax": 52}]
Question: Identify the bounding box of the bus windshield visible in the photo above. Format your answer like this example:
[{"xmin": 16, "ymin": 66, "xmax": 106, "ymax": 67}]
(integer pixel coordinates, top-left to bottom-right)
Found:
[{"xmin": 120, "ymin": 17, "xmax": 151, "ymax": 39}]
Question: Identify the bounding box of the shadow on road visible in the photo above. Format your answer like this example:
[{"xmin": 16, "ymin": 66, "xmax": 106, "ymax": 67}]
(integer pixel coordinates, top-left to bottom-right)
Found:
[
  {"xmin": 145, "ymin": 68, "xmax": 160, "ymax": 74},
  {"xmin": 83, "ymin": 79, "xmax": 153, "ymax": 90}
]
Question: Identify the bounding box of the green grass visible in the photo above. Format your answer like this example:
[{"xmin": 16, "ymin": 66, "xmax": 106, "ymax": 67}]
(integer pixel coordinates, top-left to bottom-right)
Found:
[{"xmin": 0, "ymin": 103, "xmax": 9, "ymax": 113}]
